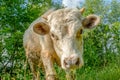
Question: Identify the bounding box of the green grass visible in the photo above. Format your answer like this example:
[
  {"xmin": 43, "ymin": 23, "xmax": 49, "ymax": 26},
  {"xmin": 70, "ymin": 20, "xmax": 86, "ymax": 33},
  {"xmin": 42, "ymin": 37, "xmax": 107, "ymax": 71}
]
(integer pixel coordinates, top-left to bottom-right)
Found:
[
  {"xmin": 1, "ymin": 57, "xmax": 120, "ymax": 80},
  {"xmin": 76, "ymin": 63, "xmax": 120, "ymax": 80}
]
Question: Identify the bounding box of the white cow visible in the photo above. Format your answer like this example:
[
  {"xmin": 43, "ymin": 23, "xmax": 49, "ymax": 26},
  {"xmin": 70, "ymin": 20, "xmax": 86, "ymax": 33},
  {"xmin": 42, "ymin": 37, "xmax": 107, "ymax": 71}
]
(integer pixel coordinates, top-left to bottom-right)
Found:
[{"xmin": 23, "ymin": 8, "xmax": 100, "ymax": 80}]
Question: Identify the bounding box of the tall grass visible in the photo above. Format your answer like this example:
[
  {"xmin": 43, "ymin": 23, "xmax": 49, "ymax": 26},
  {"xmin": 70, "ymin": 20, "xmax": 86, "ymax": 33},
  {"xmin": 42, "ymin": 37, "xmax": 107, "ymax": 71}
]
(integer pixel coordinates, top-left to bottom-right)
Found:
[{"xmin": 1, "ymin": 55, "xmax": 120, "ymax": 80}]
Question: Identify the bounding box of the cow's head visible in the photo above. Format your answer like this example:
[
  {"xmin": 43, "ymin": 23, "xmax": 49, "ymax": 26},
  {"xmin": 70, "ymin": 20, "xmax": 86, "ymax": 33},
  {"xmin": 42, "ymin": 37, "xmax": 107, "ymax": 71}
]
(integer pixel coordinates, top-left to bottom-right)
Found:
[{"xmin": 33, "ymin": 8, "xmax": 100, "ymax": 70}]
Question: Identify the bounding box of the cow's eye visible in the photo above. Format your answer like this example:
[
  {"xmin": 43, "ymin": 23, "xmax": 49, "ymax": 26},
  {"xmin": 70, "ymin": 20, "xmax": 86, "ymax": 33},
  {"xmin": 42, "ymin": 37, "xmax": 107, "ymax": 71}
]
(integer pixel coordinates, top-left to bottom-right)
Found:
[
  {"xmin": 50, "ymin": 33, "xmax": 59, "ymax": 40},
  {"xmin": 65, "ymin": 19, "xmax": 73, "ymax": 22},
  {"xmin": 77, "ymin": 29, "xmax": 83, "ymax": 35},
  {"xmin": 79, "ymin": 29, "xmax": 83, "ymax": 34},
  {"xmin": 76, "ymin": 29, "xmax": 83, "ymax": 38}
]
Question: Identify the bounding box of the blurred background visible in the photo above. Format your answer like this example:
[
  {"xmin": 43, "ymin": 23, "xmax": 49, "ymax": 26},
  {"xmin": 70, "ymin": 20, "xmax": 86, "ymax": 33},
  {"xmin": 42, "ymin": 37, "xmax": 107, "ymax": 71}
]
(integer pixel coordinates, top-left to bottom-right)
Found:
[{"xmin": 0, "ymin": 0, "xmax": 120, "ymax": 80}]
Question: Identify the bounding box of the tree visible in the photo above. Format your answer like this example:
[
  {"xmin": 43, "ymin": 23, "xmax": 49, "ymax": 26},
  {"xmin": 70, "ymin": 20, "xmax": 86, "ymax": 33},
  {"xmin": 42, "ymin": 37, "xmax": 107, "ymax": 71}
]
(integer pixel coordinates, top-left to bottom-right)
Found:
[
  {"xmin": 0, "ymin": 0, "xmax": 51, "ymax": 79},
  {"xmin": 83, "ymin": 0, "xmax": 120, "ymax": 67}
]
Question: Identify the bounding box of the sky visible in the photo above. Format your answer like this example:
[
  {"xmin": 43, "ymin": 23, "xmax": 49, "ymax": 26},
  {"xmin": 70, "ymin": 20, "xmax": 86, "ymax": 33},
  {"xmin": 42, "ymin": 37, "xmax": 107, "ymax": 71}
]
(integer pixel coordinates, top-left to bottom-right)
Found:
[
  {"xmin": 52, "ymin": 0, "xmax": 112, "ymax": 8},
  {"xmin": 62, "ymin": 0, "xmax": 84, "ymax": 8}
]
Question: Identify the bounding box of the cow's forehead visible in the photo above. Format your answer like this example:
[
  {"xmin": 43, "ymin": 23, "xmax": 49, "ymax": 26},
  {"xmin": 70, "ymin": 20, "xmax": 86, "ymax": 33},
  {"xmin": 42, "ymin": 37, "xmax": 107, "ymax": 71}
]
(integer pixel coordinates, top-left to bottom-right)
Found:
[
  {"xmin": 48, "ymin": 8, "xmax": 82, "ymax": 22},
  {"xmin": 48, "ymin": 8, "xmax": 83, "ymax": 34}
]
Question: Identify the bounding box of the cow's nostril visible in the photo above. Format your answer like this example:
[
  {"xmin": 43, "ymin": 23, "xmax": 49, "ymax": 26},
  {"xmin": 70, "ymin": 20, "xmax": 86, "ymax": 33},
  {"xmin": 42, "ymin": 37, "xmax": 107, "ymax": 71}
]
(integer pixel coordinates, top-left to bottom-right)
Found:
[
  {"xmin": 64, "ymin": 59, "xmax": 68, "ymax": 66},
  {"xmin": 75, "ymin": 58, "xmax": 80, "ymax": 65},
  {"xmin": 63, "ymin": 57, "xmax": 80, "ymax": 69}
]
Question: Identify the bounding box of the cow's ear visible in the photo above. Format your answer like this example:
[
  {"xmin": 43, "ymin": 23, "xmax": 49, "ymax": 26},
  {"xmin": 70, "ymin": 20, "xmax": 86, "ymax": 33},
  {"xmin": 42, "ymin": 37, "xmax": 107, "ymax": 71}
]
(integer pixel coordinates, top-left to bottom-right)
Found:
[
  {"xmin": 82, "ymin": 15, "xmax": 100, "ymax": 29},
  {"xmin": 33, "ymin": 22, "xmax": 50, "ymax": 35}
]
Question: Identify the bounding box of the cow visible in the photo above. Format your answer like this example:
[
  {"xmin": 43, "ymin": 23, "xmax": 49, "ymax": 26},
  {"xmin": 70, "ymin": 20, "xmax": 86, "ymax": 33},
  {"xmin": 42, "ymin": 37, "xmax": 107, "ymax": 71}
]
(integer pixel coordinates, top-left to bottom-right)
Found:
[{"xmin": 23, "ymin": 8, "xmax": 100, "ymax": 80}]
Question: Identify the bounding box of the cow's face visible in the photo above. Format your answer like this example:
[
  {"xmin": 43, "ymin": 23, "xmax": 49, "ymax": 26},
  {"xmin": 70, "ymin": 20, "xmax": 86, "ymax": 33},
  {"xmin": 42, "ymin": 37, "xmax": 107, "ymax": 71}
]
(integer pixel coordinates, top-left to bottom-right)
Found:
[{"xmin": 33, "ymin": 8, "xmax": 100, "ymax": 70}]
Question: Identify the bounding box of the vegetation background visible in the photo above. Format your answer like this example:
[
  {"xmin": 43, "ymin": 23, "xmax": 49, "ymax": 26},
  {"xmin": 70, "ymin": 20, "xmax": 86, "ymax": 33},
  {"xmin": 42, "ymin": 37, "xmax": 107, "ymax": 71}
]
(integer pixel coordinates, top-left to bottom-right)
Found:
[{"xmin": 0, "ymin": 0, "xmax": 120, "ymax": 80}]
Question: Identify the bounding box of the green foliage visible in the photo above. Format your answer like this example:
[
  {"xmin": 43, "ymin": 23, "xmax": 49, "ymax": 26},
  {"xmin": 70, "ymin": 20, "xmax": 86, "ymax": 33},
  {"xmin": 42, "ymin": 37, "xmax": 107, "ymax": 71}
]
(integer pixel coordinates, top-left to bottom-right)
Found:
[
  {"xmin": 83, "ymin": 0, "xmax": 120, "ymax": 68},
  {"xmin": 0, "ymin": 0, "xmax": 51, "ymax": 79},
  {"xmin": 83, "ymin": 22, "xmax": 120, "ymax": 68},
  {"xmin": 0, "ymin": 0, "xmax": 120, "ymax": 80}
]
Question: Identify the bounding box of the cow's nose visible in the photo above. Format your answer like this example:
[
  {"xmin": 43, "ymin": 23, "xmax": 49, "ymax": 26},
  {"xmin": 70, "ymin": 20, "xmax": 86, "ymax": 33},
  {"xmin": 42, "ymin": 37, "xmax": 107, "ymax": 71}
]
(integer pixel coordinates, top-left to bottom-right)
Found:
[{"xmin": 63, "ymin": 57, "xmax": 80, "ymax": 68}]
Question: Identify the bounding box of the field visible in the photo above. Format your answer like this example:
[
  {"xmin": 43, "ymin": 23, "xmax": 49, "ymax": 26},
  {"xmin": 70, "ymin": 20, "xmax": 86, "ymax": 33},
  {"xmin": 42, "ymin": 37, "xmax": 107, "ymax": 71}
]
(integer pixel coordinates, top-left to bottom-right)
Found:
[
  {"xmin": 0, "ymin": 0, "xmax": 120, "ymax": 80},
  {"xmin": 1, "ymin": 55, "xmax": 120, "ymax": 80}
]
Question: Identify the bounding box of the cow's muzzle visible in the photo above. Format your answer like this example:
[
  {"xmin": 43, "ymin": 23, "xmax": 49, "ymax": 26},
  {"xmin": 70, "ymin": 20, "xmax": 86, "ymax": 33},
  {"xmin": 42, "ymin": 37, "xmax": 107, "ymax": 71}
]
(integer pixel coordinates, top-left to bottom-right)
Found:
[{"xmin": 62, "ymin": 54, "xmax": 81, "ymax": 69}]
